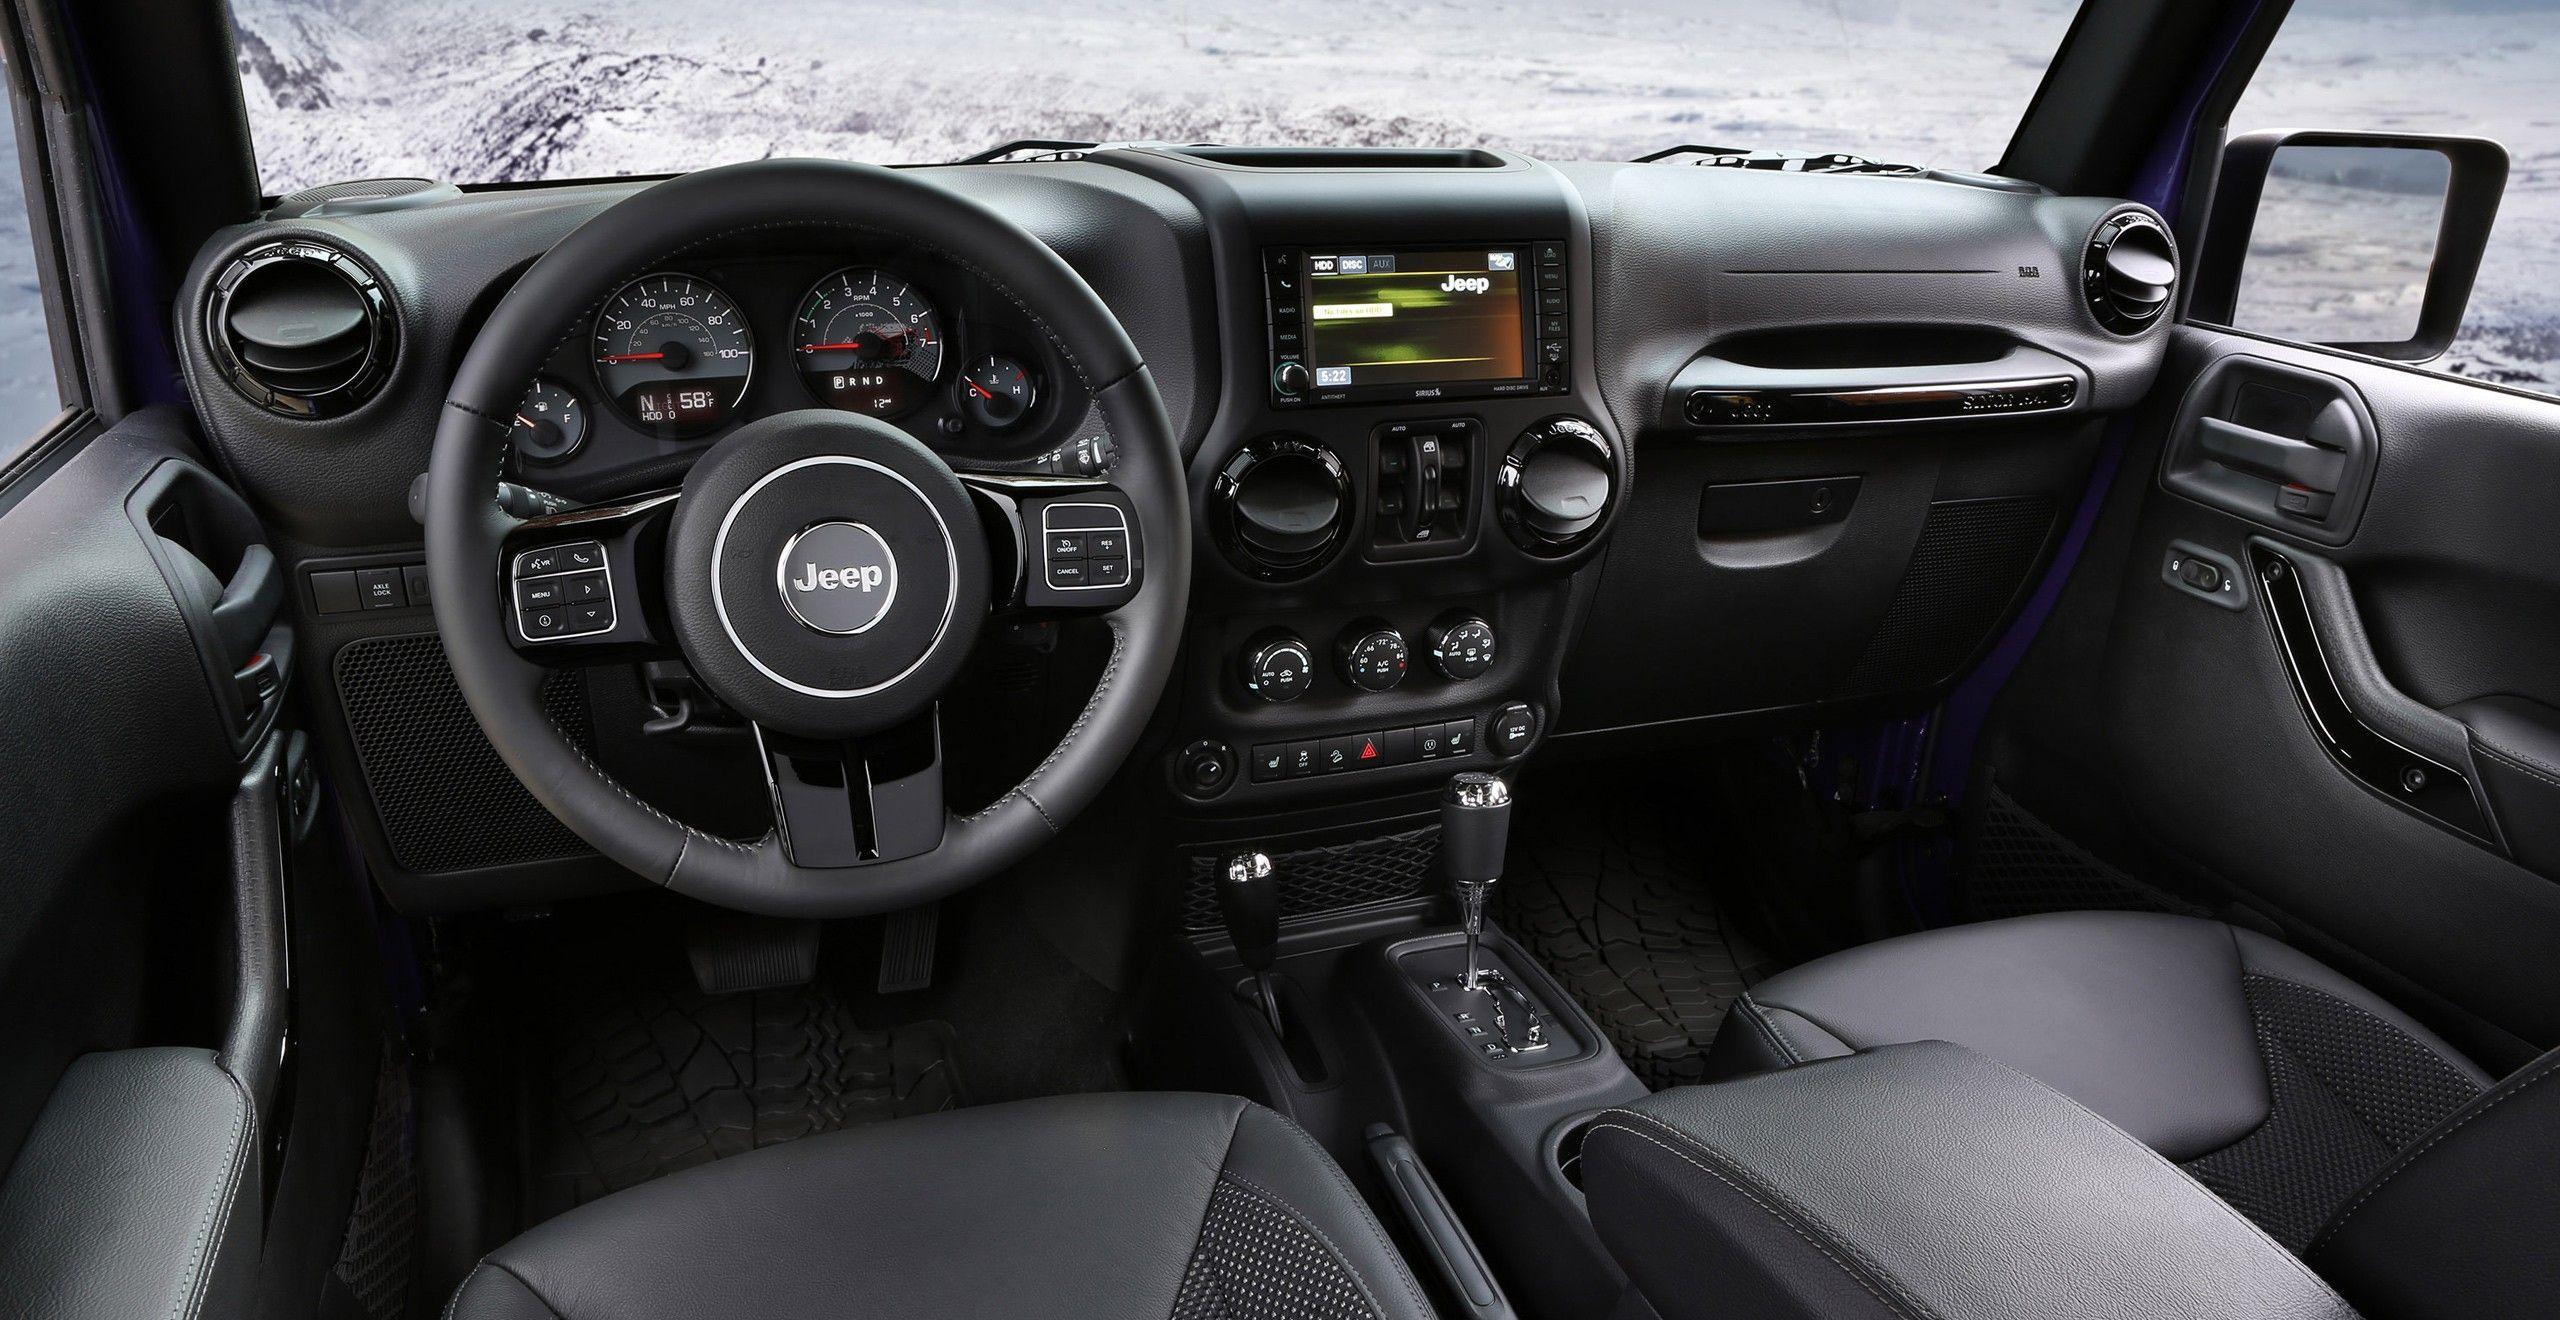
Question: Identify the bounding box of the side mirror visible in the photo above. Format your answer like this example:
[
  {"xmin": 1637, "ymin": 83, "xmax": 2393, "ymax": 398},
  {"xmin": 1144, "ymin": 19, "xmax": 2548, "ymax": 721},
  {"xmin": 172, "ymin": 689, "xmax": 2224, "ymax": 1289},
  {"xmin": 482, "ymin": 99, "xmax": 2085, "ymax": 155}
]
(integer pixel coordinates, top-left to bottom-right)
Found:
[{"xmin": 2189, "ymin": 130, "xmax": 2507, "ymax": 362}]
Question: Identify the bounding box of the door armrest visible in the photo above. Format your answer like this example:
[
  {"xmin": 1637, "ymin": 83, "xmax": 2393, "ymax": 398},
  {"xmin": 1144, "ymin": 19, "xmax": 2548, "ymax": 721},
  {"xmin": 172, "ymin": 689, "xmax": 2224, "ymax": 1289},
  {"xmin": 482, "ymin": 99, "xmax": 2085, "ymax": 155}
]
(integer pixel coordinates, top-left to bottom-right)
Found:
[{"xmin": 0, "ymin": 1049, "xmax": 260, "ymax": 1320}]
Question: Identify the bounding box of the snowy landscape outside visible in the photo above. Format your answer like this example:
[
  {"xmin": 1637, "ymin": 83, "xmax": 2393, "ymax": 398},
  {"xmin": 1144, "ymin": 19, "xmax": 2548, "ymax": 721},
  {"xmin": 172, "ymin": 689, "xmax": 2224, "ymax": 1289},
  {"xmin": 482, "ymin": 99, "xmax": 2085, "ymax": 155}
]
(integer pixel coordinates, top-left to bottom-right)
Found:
[{"xmin": 1, "ymin": 0, "xmax": 2555, "ymax": 441}]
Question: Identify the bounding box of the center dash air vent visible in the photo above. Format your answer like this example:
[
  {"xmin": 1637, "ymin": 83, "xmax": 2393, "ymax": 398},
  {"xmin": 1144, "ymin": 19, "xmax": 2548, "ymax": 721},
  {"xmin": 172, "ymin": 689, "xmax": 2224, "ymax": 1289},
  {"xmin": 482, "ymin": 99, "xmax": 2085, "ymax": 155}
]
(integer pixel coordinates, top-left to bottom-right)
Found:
[
  {"xmin": 206, "ymin": 240, "xmax": 397, "ymax": 418},
  {"xmin": 2083, "ymin": 213, "xmax": 2178, "ymax": 335}
]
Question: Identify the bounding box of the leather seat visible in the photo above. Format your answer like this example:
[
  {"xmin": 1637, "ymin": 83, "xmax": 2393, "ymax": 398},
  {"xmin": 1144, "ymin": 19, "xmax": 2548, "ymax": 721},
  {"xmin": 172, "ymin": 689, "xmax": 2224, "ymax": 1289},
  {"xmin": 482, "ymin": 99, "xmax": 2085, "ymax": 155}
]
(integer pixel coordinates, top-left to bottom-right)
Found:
[
  {"xmin": 445, "ymin": 1091, "xmax": 1435, "ymax": 1320},
  {"xmin": 1703, "ymin": 910, "xmax": 2494, "ymax": 1247}
]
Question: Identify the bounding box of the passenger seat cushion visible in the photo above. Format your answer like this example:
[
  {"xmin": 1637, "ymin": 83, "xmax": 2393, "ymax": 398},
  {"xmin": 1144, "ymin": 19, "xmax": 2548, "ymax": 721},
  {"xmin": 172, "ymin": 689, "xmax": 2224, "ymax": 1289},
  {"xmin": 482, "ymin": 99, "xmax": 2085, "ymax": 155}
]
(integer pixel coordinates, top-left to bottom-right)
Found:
[
  {"xmin": 446, "ymin": 1091, "xmax": 1434, "ymax": 1320},
  {"xmin": 1701, "ymin": 912, "xmax": 2489, "ymax": 1247}
]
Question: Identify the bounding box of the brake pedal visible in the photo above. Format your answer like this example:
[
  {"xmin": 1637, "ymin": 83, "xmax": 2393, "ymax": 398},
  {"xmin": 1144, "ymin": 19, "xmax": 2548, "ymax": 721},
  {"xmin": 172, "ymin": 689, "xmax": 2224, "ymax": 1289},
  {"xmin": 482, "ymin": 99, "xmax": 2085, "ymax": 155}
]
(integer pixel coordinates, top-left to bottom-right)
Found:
[{"xmin": 685, "ymin": 915, "xmax": 821, "ymax": 995}]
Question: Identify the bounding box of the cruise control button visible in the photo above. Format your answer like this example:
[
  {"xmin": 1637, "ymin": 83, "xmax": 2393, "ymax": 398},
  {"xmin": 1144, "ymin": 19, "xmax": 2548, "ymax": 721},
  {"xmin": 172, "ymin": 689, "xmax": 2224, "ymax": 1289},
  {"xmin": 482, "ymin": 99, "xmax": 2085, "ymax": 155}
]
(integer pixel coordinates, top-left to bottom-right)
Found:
[
  {"xmin": 1089, "ymin": 557, "xmax": 1129, "ymax": 587},
  {"xmin": 1047, "ymin": 559, "xmax": 1090, "ymax": 587},
  {"xmin": 1049, "ymin": 532, "xmax": 1087, "ymax": 558},
  {"xmin": 1086, "ymin": 529, "xmax": 1127, "ymax": 558}
]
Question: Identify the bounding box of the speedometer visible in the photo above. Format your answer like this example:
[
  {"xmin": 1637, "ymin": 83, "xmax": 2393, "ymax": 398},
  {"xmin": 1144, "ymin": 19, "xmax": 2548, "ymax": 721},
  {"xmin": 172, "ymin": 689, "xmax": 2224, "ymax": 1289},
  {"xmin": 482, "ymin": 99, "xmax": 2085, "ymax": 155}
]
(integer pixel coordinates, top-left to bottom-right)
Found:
[
  {"xmin": 591, "ymin": 273, "xmax": 754, "ymax": 437},
  {"xmin": 793, "ymin": 267, "xmax": 946, "ymax": 417}
]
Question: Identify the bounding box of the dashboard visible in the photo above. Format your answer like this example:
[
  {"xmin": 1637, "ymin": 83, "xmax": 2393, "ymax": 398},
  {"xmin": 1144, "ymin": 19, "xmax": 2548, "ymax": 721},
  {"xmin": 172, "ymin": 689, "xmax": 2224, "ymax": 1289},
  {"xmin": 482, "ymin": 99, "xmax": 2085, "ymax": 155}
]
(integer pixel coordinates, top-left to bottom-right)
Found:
[{"xmin": 171, "ymin": 145, "xmax": 2177, "ymax": 911}]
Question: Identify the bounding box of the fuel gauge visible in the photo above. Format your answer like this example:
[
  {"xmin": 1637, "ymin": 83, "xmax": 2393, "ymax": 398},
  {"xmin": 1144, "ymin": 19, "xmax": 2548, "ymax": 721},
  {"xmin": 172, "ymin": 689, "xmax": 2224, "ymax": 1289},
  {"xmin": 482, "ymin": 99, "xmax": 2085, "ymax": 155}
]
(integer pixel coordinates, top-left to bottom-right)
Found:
[
  {"xmin": 509, "ymin": 378, "xmax": 588, "ymax": 463},
  {"xmin": 958, "ymin": 353, "xmax": 1039, "ymax": 432}
]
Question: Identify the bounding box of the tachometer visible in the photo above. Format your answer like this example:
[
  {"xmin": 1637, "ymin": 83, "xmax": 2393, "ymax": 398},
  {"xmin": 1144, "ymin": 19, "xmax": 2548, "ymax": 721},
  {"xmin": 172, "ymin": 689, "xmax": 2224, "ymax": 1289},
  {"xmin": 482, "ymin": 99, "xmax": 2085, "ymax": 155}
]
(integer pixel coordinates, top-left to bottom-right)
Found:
[
  {"xmin": 793, "ymin": 267, "xmax": 946, "ymax": 417},
  {"xmin": 591, "ymin": 273, "xmax": 753, "ymax": 437}
]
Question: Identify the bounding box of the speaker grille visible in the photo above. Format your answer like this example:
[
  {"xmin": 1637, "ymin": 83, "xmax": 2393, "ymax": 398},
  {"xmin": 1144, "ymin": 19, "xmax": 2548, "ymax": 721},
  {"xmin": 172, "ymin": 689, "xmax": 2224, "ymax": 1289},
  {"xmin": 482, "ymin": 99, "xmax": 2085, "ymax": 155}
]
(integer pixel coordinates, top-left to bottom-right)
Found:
[
  {"xmin": 1181, "ymin": 825, "xmax": 1440, "ymax": 931},
  {"xmin": 334, "ymin": 634, "xmax": 594, "ymax": 874},
  {"xmin": 1841, "ymin": 496, "xmax": 2055, "ymax": 696}
]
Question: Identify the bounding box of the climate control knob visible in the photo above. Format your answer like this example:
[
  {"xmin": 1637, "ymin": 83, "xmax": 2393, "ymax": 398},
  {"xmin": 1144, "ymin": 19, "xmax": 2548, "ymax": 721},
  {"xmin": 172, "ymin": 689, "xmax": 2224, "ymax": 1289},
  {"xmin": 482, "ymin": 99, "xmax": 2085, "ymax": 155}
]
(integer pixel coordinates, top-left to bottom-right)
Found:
[
  {"xmin": 1239, "ymin": 630, "xmax": 1315, "ymax": 703},
  {"xmin": 1425, "ymin": 614, "xmax": 1498, "ymax": 681},
  {"xmin": 1335, "ymin": 622, "xmax": 1410, "ymax": 693}
]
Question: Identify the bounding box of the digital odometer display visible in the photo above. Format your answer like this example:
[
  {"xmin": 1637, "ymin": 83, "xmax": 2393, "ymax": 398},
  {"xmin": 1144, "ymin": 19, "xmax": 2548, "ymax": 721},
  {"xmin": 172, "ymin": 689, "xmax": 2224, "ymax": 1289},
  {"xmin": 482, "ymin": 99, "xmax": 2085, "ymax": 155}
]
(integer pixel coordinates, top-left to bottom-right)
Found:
[
  {"xmin": 590, "ymin": 272, "xmax": 755, "ymax": 437},
  {"xmin": 1302, "ymin": 249, "xmax": 1528, "ymax": 390}
]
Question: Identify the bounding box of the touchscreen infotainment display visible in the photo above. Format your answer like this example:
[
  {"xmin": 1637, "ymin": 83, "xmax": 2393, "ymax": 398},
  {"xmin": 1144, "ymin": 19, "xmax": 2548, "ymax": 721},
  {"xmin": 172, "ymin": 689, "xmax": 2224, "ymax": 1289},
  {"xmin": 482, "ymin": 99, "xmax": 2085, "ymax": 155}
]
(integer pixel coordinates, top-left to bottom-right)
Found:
[{"xmin": 1301, "ymin": 248, "xmax": 1529, "ymax": 390}]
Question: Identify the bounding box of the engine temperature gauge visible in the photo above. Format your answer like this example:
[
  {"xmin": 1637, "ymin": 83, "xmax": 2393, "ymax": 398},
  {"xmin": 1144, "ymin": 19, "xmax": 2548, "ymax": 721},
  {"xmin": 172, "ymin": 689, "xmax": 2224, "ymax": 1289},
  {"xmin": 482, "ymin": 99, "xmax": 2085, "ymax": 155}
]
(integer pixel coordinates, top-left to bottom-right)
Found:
[{"xmin": 958, "ymin": 353, "xmax": 1039, "ymax": 431}]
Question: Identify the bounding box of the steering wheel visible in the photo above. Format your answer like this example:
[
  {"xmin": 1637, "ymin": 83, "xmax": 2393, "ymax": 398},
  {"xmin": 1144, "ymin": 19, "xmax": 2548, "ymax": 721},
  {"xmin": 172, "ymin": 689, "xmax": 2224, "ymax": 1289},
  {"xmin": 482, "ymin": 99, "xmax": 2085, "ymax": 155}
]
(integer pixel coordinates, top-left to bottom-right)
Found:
[{"xmin": 424, "ymin": 160, "xmax": 1190, "ymax": 917}]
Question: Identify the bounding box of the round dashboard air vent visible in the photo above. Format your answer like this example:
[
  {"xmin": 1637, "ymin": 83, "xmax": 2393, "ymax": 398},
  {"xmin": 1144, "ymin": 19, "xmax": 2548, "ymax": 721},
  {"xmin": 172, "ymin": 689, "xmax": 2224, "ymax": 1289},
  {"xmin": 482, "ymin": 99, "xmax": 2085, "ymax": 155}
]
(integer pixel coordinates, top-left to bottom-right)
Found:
[
  {"xmin": 206, "ymin": 240, "xmax": 397, "ymax": 418},
  {"xmin": 2083, "ymin": 213, "xmax": 2178, "ymax": 336}
]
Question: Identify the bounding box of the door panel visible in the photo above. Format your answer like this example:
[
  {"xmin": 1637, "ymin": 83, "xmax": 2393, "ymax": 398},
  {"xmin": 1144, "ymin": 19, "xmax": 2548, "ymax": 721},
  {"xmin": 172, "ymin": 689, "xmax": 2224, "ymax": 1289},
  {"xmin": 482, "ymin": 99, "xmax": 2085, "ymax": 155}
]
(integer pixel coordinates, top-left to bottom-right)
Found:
[
  {"xmin": 0, "ymin": 407, "xmax": 293, "ymax": 1313},
  {"xmin": 2085, "ymin": 325, "xmax": 2560, "ymax": 1064}
]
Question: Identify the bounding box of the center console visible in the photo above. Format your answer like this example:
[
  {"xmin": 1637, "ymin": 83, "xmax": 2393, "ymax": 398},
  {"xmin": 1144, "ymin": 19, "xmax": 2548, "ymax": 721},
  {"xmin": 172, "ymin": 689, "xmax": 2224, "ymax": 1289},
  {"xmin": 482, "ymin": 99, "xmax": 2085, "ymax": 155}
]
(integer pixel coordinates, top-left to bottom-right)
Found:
[{"xmin": 1101, "ymin": 148, "xmax": 1628, "ymax": 815}]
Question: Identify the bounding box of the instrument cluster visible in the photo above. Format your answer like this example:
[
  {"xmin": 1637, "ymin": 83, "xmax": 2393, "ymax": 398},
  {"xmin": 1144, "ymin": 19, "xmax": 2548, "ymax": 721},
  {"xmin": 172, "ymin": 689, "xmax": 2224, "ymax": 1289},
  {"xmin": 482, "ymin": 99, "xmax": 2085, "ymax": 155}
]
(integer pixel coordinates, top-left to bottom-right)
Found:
[{"xmin": 500, "ymin": 249, "xmax": 1083, "ymax": 485}]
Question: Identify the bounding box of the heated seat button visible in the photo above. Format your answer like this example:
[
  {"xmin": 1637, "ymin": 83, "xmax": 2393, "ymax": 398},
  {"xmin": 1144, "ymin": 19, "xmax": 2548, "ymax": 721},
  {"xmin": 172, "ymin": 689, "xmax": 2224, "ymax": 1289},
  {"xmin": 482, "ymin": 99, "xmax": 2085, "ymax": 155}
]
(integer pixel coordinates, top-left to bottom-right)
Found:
[
  {"xmin": 1250, "ymin": 743, "xmax": 1290, "ymax": 783},
  {"xmin": 1441, "ymin": 718, "xmax": 1477, "ymax": 758}
]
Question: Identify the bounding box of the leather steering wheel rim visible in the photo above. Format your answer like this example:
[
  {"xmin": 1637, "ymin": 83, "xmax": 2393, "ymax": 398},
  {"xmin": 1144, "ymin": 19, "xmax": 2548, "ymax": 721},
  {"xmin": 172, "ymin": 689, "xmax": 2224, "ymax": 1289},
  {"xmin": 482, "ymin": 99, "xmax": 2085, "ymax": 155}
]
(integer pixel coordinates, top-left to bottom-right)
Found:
[{"xmin": 424, "ymin": 159, "xmax": 1189, "ymax": 917}]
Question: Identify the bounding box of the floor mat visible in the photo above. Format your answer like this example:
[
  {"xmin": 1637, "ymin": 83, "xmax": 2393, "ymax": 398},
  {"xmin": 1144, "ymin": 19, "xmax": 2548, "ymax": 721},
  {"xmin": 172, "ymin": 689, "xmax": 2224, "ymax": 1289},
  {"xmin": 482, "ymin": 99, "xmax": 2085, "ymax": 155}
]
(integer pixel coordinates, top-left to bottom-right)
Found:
[
  {"xmin": 522, "ymin": 969, "xmax": 962, "ymax": 1221},
  {"xmin": 1499, "ymin": 780, "xmax": 1784, "ymax": 1089}
]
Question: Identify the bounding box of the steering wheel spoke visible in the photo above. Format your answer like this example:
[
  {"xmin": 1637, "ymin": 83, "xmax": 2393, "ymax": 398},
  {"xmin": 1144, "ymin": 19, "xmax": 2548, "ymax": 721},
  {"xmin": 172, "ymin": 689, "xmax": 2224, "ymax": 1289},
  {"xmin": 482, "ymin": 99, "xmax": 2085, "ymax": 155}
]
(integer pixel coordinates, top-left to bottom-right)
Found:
[
  {"xmin": 501, "ymin": 489, "xmax": 681, "ymax": 664},
  {"xmin": 959, "ymin": 471, "xmax": 1145, "ymax": 617},
  {"xmin": 756, "ymin": 708, "xmax": 945, "ymax": 868}
]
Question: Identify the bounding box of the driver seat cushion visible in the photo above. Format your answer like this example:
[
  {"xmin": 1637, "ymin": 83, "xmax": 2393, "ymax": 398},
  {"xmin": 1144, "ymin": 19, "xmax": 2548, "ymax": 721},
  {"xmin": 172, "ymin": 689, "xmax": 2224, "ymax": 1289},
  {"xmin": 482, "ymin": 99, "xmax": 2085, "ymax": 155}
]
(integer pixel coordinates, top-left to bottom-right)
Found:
[
  {"xmin": 444, "ymin": 1091, "xmax": 1434, "ymax": 1320},
  {"xmin": 1701, "ymin": 911, "xmax": 2492, "ymax": 1248}
]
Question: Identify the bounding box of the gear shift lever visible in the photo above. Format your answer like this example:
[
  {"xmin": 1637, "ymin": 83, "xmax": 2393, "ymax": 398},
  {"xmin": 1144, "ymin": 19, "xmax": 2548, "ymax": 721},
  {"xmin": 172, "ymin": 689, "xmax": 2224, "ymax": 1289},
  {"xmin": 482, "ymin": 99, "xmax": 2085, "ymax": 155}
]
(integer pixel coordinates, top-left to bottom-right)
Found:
[
  {"xmin": 1218, "ymin": 851, "xmax": 1285, "ymax": 1037},
  {"xmin": 1441, "ymin": 772, "xmax": 1512, "ymax": 991}
]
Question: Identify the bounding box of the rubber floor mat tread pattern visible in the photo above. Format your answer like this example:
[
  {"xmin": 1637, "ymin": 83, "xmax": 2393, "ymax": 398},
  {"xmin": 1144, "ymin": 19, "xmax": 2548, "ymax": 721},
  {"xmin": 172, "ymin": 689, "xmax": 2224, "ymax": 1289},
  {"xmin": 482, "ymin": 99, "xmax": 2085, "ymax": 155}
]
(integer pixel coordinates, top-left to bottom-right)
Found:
[
  {"xmin": 1498, "ymin": 788, "xmax": 1781, "ymax": 1089},
  {"xmin": 526, "ymin": 975, "xmax": 961, "ymax": 1219}
]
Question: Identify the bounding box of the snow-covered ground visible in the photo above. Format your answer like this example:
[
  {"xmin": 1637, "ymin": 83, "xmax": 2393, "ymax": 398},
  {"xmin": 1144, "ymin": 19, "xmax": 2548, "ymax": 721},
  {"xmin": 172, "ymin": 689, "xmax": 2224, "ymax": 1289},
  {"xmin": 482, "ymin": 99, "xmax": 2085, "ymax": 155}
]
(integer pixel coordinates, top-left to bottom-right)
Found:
[{"xmin": 0, "ymin": 0, "xmax": 2553, "ymax": 443}]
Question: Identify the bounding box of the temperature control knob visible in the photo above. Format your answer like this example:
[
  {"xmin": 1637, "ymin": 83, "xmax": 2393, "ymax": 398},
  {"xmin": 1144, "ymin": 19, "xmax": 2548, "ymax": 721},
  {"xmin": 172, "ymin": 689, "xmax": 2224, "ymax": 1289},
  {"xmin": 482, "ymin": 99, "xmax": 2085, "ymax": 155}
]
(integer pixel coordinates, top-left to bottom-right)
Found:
[
  {"xmin": 1425, "ymin": 614, "xmax": 1498, "ymax": 681},
  {"xmin": 1336, "ymin": 622, "xmax": 1410, "ymax": 693},
  {"xmin": 1239, "ymin": 630, "xmax": 1315, "ymax": 703}
]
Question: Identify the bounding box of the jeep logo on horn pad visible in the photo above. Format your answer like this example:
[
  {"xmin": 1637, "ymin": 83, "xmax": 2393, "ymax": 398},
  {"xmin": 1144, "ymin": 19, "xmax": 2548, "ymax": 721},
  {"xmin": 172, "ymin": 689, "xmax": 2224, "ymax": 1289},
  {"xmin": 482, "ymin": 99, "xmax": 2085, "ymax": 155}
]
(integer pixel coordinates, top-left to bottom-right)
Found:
[{"xmin": 776, "ymin": 521, "xmax": 899, "ymax": 635}]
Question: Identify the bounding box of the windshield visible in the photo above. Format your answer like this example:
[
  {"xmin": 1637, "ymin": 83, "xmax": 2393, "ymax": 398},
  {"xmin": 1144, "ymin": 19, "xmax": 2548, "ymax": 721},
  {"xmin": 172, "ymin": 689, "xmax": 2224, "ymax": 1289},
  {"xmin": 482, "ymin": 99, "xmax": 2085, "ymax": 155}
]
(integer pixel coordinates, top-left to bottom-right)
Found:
[{"xmin": 233, "ymin": 0, "xmax": 2081, "ymax": 193}]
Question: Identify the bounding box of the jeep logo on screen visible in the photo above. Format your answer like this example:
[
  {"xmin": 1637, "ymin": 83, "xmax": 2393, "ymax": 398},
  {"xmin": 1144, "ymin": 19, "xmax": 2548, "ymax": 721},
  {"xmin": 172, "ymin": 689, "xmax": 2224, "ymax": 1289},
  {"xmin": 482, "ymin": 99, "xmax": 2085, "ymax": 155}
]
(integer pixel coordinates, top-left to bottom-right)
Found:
[
  {"xmin": 776, "ymin": 521, "xmax": 899, "ymax": 635},
  {"xmin": 1438, "ymin": 274, "xmax": 1494, "ymax": 295}
]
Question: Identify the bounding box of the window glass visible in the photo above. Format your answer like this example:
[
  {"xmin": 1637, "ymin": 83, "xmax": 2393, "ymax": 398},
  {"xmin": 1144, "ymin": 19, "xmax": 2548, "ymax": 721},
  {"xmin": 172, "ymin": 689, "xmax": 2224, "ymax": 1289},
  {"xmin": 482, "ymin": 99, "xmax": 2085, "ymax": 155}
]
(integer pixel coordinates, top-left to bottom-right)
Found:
[
  {"xmin": 2233, "ymin": 144, "xmax": 2449, "ymax": 346},
  {"xmin": 2229, "ymin": 0, "xmax": 2560, "ymax": 395},
  {"xmin": 233, "ymin": 1, "xmax": 2081, "ymax": 188},
  {"xmin": 0, "ymin": 52, "xmax": 63, "ymax": 440}
]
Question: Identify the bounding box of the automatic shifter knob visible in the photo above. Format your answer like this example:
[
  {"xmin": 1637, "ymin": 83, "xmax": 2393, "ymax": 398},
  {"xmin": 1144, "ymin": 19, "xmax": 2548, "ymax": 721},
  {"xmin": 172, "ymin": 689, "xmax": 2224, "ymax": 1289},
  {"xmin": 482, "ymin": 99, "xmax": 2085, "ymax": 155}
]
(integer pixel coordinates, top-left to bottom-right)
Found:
[
  {"xmin": 1441, "ymin": 773, "xmax": 1511, "ymax": 990},
  {"xmin": 1218, "ymin": 852, "xmax": 1285, "ymax": 1037},
  {"xmin": 1442, "ymin": 772, "xmax": 1511, "ymax": 886}
]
